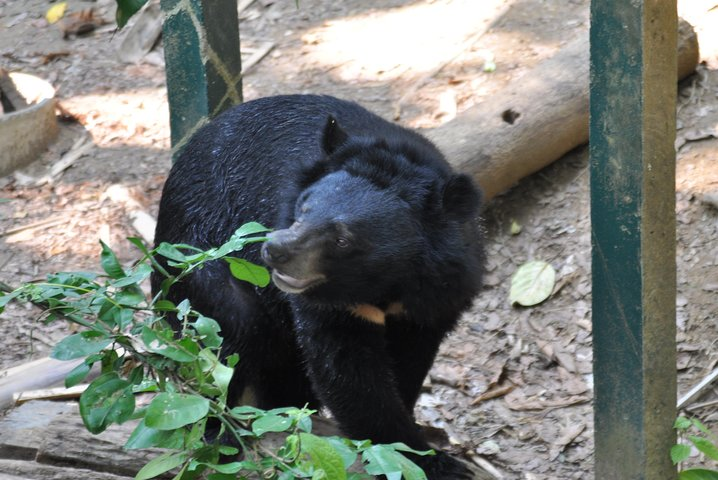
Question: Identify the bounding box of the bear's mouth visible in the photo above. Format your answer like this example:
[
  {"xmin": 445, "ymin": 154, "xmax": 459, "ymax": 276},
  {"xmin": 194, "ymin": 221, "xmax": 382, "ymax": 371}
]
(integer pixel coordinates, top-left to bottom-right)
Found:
[{"xmin": 271, "ymin": 270, "xmax": 325, "ymax": 294}]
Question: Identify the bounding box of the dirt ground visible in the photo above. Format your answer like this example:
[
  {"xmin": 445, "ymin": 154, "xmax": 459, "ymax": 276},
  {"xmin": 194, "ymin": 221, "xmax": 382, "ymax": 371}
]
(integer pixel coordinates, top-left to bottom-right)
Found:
[{"xmin": 1, "ymin": 0, "xmax": 718, "ymax": 478}]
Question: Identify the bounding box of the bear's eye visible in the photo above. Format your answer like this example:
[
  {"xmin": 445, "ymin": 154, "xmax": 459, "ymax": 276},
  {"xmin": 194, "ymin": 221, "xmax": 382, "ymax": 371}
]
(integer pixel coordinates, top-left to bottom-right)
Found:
[{"xmin": 335, "ymin": 237, "xmax": 350, "ymax": 248}]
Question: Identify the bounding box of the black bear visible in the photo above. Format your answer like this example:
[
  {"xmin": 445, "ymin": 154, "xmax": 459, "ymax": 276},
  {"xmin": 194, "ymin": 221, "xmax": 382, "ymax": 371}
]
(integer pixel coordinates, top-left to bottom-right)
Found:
[{"xmin": 152, "ymin": 95, "xmax": 484, "ymax": 478}]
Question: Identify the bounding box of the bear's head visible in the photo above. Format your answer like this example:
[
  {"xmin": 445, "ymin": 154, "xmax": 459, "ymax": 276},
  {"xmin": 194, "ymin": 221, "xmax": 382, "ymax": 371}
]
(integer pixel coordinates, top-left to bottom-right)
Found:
[{"xmin": 260, "ymin": 116, "xmax": 481, "ymax": 306}]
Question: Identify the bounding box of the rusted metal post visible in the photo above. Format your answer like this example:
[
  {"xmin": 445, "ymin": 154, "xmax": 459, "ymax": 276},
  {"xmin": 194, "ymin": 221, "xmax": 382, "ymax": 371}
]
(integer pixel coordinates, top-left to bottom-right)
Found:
[
  {"xmin": 160, "ymin": 0, "xmax": 242, "ymax": 157},
  {"xmin": 590, "ymin": 1, "xmax": 677, "ymax": 478}
]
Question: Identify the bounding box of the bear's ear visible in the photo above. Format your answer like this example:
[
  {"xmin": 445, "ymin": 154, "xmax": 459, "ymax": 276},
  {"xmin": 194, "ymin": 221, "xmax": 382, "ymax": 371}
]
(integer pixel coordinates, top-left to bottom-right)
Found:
[
  {"xmin": 322, "ymin": 115, "xmax": 349, "ymax": 155},
  {"xmin": 441, "ymin": 174, "xmax": 482, "ymax": 221}
]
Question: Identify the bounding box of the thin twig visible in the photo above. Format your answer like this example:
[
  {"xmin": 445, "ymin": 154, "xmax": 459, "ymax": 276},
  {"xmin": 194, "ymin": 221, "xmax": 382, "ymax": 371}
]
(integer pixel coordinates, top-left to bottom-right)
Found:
[
  {"xmin": 237, "ymin": 0, "xmax": 256, "ymax": 16},
  {"xmin": 0, "ymin": 218, "xmax": 66, "ymax": 237},
  {"xmin": 0, "ymin": 280, "xmax": 15, "ymax": 294},
  {"xmin": 677, "ymin": 367, "xmax": 718, "ymax": 409}
]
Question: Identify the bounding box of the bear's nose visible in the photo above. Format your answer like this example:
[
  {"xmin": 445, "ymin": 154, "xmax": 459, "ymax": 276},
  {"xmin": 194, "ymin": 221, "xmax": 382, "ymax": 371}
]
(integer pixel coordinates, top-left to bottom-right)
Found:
[{"xmin": 261, "ymin": 240, "xmax": 290, "ymax": 266}]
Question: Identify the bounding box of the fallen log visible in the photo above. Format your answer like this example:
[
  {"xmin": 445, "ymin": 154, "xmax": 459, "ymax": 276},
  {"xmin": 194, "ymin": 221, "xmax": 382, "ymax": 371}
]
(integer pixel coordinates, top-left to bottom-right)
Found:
[
  {"xmin": 427, "ymin": 19, "xmax": 700, "ymax": 201},
  {"xmin": 0, "ymin": 400, "xmax": 163, "ymax": 478},
  {"xmin": 0, "ymin": 400, "xmax": 494, "ymax": 480},
  {"xmin": 0, "ymin": 357, "xmax": 85, "ymax": 411}
]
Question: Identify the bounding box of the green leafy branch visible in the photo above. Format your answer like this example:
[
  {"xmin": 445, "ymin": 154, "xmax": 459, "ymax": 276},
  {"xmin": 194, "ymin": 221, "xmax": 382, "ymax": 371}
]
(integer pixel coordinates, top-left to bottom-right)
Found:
[
  {"xmin": 672, "ymin": 416, "xmax": 718, "ymax": 480},
  {"xmin": 0, "ymin": 222, "xmax": 431, "ymax": 480},
  {"xmin": 115, "ymin": 0, "xmax": 148, "ymax": 28}
]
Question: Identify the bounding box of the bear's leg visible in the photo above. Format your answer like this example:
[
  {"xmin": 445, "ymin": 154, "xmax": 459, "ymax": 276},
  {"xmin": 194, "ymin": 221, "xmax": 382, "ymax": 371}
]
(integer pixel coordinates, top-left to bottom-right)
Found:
[
  {"xmin": 162, "ymin": 263, "xmax": 317, "ymax": 410},
  {"xmin": 249, "ymin": 362, "xmax": 321, "ymax": 410},
  {"xmin": 292, "ymin": 309, "xmax": 474, "ymax": 479},
  {"xmin": 385, "ymin": 320, "xmax": 445, "ymax": 410}
]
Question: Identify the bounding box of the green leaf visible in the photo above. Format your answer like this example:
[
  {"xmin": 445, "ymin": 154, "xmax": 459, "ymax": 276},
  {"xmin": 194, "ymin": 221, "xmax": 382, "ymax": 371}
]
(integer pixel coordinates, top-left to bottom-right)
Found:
[
  {"xmin": 0, "ymin": 289, "xmax": 23, "ymax": 313},
  {"xmin": 141, "ymin": 326, "xmax": 199, "ymax": 362},
  {"xmin": 153, "ymin": 299, "xmax": 176, "ymax": 311},
  {"xmin": 125, "ymin": 418, "xmax": 184, "ymax": 450},
  {"xmin": 234, "ymin": 222, "xmax": 271, "ymax": 238},
  {"xmin": 226, "ymin": 353, "xmax": 239, "ymax": 368},
  {"xmin": 252, "ymin": 413, "xmax": 292, "ymax": 436},
  {"xmin": 128, "ymin": 236, "xmax": 151, "ymax": 255},
  {"xmin": 100, "ymin": 240, "xmax": 126, "ymax": 279},
  {"xmin": 65, "ymin": 360, "xmax": 92, "ymax": 388},
  {"xmin": 213, "ymin": 223, "xmax": 270, "ymax": 258},
  {"xmin": 691, "ymin": 418, "xmax": 713, "ymax": 437},
  {"xmin": 296, "ymin": 411, "xmax": 313, "ymax": 433},
  {"xmin": 362, "ymin": 445, "xmax": 426, "ymax": 480},
  {"xmin": 111, "ymin": 263, "xmax": 153, "ymax": 288},
  {"xmin": 193, "ymin": 316, "xmax": 223, "ymax": 348},
  {"xmin": 218, "ymin": 446, "xmax": 239, "ymax": 456},
  {"xmin": 230, "ymin": 405, "xmax": 264, "ymax": 421},
  {"xmin": 128, "ymin": 365, "xmax": 145, "ymax": 385},
  {"xmin": 48, "ymin": 271, "xmax": 99, "ymax": 287},
  {"xmin": 200, "ymin": 462, "xmax": 245, "ymax": 474},
  {"xmin": 509, "ymin": 260, "xmax": 556, "ymax": 307},
  {"xmin": 202, "ymin": 351, "xmax": 233, "ymax": 395},
  {"xmin": 202, "ymin": 460, "xmax": 261, "ymax": 478},
  {"xmin": 362, "ymin": 445, "xmax": 403, "ymax": 480},
  {"xmin": 79, "ymin": 372, "xmax": 135, "ymax": 434},
  {"xmin": 208, "ymin": 474, "xmax": 241, "ymax": 480},
  {"xmin": 114, "ymin": 308, "xmax": 135, "ymax": 330},
  {"xmin": 225, "ymin": 257, "xmax": 270, "ymax": 287},
  {"xmin": 392, "ymin": 452, "xmax": 427, "ymax": 480},
  {"xmin": 115, "ymin": 0, "xmax": 148, "ymax": 29},
  {"xmin": 156, "ymin": 243, "xmax": 189, "ymax": 262},
  {"xmin": 689, "ymin": 436, "xmax": 718, "ymax": 461},
  {"xmin": 145, "ymin": 392, "xmax": 209, "ymax": 430},
  {"xmin": 671, "ymin": 443, "xmax": 692, "ymax": 465},
  {"xmin": 116, "ymin": 285, "xmax": 146, "ymax": 306},
  {"xmin": 387, "ymin": 443, "xmax": 434, "ymax": 456},
  {"xmin": 325, "ymin": 437, "xmax": 358, "ymax": 469},
  {"xmin": 160, "ymin": 277, "xmax": 175, "ymax": 297},
  {"xmin": 679, "ymin": 469, "xmax": 718, "ymax": 480},
  {"xmin": 51, "ymin": 331, "xmax": 112, "ymax": 360},
  {"xmin": 176, "ymin": 299, "xmax": 191, "ymax": 320},
  {"xmin": 300, "ymin": 433, "xmax": 347, "ymax": 480},
  {"xmin": 675, "ymin": 416, "xmax": 693, "ymax": 430},
  {"xmin": 135, "ymin": 451, "xmax": 187, "ymax": 480}
]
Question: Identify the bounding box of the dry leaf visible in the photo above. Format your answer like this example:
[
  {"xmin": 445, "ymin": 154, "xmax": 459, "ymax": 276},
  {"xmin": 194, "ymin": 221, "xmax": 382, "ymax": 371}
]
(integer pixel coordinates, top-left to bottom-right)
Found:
[
  {"xmin": 510, "ymin": 260, "xmax": 557, "ymax": 306},
  {"xmin": 549, "ymin": 422, "xmax": 586, "ymax": 460},
  {"xmin": 471, "ymin": 383, "xmax": 515, "ymax": 405},
  {"xmin": 46, "ymin": 2, "xmax": 68, "ymax": 24}
]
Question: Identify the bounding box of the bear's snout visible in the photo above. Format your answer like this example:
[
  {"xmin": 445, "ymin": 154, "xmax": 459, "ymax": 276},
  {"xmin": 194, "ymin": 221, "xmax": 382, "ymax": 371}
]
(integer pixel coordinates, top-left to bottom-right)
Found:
[
  {"xmin": 261, "ymin": 228, "xmax": 326, "ymax": 294},
  {"xmin": 262, "ymin": 228, "xmax": 304, "ymax": 267},
  {"xmin": 261, "ymin": 237, "xmax": 291, "ymax": 267}
]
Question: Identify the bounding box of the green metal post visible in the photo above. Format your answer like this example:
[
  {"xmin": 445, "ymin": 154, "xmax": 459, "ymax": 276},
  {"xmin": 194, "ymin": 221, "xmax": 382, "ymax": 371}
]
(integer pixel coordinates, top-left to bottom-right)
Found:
[
  {"xmin": 590, "ymin": 1, "xmax": 677, "ymax": 478},
  {"xmin": 160, "ymin": 0, "xmax": 242, "ymax": 156}
]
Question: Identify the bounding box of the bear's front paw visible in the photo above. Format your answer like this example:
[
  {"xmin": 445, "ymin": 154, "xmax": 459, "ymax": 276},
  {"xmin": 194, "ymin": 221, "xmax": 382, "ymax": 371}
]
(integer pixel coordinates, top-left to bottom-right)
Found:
[{"xmin": 412, "ymin": 451, "xmax": 477, "ymax": 479}]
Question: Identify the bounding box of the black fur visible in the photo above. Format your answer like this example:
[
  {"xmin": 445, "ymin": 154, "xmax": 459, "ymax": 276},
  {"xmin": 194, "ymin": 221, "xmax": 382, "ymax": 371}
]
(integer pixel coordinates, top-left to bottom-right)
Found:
[{"xmin": 152, "ymin": 95, "xmax": 484, "ymax": 479}]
